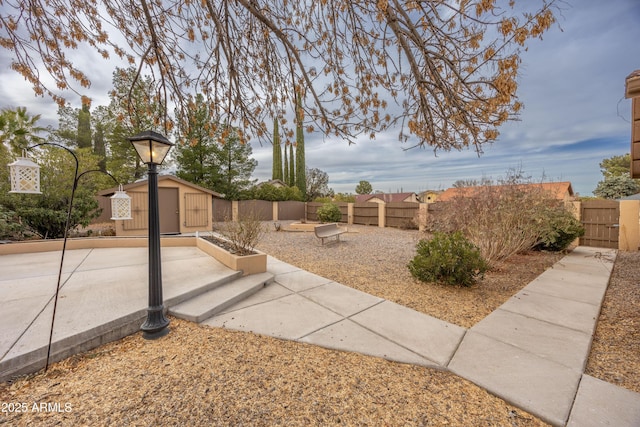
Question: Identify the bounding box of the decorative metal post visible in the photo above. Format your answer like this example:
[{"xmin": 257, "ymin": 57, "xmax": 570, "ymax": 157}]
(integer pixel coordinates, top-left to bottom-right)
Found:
[
  {"xmin": 128, "ymin": 131, "xmax": 173, "ymax": 339},
  {"xmin": 8, "ymin": 143, "xmax": 131, "ymax": 370}
]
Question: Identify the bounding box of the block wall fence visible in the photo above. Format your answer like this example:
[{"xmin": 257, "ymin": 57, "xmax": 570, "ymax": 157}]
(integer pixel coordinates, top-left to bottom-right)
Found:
[{"xmin": 227, "ymin": 200, "xmax": 640, "ymax": 252}]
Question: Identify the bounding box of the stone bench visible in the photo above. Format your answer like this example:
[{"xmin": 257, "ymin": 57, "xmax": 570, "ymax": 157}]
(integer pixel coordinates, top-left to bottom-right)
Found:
[{"xmin": 314, "ymin": 223, "xmax": 346, "ymax": 245}]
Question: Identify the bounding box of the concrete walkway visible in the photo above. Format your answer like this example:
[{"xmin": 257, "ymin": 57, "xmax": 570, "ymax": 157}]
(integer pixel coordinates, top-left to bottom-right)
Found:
[{"xmin": 1, "ymin": 245, "xmax": 639, "ymax": 426}]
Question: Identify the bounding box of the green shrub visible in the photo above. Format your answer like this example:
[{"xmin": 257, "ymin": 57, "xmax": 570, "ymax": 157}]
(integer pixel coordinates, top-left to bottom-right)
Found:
[
  {"xmin": 0, "ymin": 206, "xmax": 28, "ymax": 240},
  {"xmin": 535, "ymin": 208, "xmax": 585, "ymax": 251},
  {"xmin": 241, "ymin": 183, "xmax": 304, "ymax": 201},
  {"xmin": 316, "ymin": 203, "xmax": 342, "ymax": 223},
  {"xmin": 408, "ymin": 231, "xmax": 489, "ymax": 287}
]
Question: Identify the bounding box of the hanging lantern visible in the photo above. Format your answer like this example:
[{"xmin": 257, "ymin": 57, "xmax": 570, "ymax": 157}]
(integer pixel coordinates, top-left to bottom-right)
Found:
[
  {"xmin": 8, "ymin": 153, "xmax": 42, "ymax": 194},
  {"xmin": 110, "ymin": 185, "xmax": 132, "ymax": 220}
]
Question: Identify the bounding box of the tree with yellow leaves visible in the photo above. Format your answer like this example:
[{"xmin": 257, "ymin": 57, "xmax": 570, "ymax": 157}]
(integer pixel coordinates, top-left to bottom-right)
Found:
[{"xmin": 0, "ymin": 0, "xmax": 559, "ymax": 152}]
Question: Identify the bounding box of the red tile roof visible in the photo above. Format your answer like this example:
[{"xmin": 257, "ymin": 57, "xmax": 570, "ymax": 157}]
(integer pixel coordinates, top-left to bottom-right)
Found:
[{"xmin": 437, "ymin": 182, "xmax": 574, "ymax": 202}]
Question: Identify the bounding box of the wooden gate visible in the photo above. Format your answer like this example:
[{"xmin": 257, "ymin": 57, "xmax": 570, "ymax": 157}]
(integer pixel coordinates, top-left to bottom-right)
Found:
[{"xmin": 580, "ymin": 200, "xmax": 620, "ymax": 249}]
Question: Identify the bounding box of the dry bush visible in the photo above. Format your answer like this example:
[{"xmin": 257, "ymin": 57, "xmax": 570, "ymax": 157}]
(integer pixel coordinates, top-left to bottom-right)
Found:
[
  {"xmin": 215, "ymin": 213, "xmax": 265, "ymax": 256},
  {"xmin": 427, "ymin": 183, "xmax": 566, "ymax": 264}
]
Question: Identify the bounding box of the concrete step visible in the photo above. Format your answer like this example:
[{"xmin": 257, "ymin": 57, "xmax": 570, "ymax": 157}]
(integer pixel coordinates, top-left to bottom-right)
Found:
[
  {"xmin": 169, "ymin": 272, "xmax": 274, "ymax": 323},
  {"xmin": 164, "ymin": 269, "xmax": 243, "ymax": 308}
]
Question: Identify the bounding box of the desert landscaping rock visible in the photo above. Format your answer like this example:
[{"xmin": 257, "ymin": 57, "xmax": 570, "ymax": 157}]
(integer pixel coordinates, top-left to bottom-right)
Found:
[{"xmin": 0, "ymin": 222, "xmax": 638, "ymax": 426}]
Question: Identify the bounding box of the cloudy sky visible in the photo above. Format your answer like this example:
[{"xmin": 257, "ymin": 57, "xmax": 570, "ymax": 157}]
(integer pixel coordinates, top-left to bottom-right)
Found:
[{"xmin": 1, "ymin": 0, "xmax": 639, "ymax": 196}]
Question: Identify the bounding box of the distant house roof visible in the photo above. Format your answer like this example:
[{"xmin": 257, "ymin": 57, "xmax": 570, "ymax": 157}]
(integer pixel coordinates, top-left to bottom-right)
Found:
[
  {"xmin": 438, "ymin": 181, "xmax": 575, "ymax": 202},
  {"xmin": 355, "ymin": 192, "xmax": 418, "ymax": 203},
  {"xmin": 98, "ymin": 175, "xmax": 223, "ymax": 198},
  {"xmin": 258, "ymin": 179, "xmax": 288, "ymax": 188},
  {"xmin": 418, "ymin": 190, "xmax": 443, "ymax": 202}
]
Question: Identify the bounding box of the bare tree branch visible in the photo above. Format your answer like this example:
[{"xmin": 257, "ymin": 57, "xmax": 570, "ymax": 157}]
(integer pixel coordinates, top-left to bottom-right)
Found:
[{"xmin": 0, "ymin": 0, "xmax": 561, "ymax": 151}]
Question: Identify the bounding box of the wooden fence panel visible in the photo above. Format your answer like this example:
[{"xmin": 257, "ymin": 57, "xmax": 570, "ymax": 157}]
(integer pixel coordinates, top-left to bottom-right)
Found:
[
  {"xmin": 239, "ymin": 200, "xmax": 273, "ymax": 220},
  {"xmin": 304, "ymin": 202, "xmax": 348, "ymax": 222},
  {"xmin": 353, "ymin": 202, "xmax": 378, "ymax": 226},
  {"xmin": 212, "ymin": 199, "xmax": 232, "ymax": 222},
  {"xmin": 336, "ymin": 202, "xmax": 348, "ymax": 223},
  {"xmin": 278, "ymin": 201, "xmax": 306, "ymax": 220},
  {"xmin": 385, "ymin": 202, "xmax": 419, "ymax": 228},
  {"xmin": 307, "ymin": 202, "xmax": 322, "ymax": 222}
]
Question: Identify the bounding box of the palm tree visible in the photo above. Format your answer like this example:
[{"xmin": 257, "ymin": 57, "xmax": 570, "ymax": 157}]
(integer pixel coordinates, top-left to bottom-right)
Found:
[{"xmin": 0, "ymin": 107, "xmax": 47, "ymax": 155}]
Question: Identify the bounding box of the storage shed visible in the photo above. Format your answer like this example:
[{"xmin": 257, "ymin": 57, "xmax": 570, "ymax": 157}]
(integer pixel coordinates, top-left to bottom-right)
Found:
[{"xmin": 98, "ymin": 175, "xmax": 223, "ymax": 236}]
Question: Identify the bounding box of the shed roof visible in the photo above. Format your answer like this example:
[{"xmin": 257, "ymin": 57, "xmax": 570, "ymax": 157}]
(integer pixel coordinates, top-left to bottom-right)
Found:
[{"xmin": 98, "ymin": 175, "xmax": 223, "ymax": 198}]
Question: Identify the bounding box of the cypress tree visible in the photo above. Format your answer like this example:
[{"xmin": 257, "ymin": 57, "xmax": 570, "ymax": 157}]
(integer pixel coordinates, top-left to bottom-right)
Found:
[
  {"xmin": 77, "ymin": 96, "xmax": 92, "ymax": 149},
  {"xmin": 283, "ymin": 141, "xmax": 289, "ymax": 185},
  {"xmin": 295, "ymin": 90, "xmax": 306, "ymax": 198},
  {"xmin": 288, "ymin": 140, "xmax": 295, "ymax": 187},
  {"xmin": 272, "ymin": 118, "xmax": 283, "ymax": 180},
  {"xmin": 94, "ymin": 122, "xmax": 107, "ymax": 172}
]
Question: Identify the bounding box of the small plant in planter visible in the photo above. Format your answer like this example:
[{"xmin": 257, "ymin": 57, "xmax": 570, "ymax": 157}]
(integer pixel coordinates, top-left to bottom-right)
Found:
[{"xmin": 211, "ymin": 213, "xmax": 265, "ymax": 255}]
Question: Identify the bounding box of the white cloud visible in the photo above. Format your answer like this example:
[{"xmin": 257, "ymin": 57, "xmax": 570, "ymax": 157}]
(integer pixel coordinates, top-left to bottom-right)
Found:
[{"xmin": 2, "ymin": 0, "xmax": 639, "ymax": 197}]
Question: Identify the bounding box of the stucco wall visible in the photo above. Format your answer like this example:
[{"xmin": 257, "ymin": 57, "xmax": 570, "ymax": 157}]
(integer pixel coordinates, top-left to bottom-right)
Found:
[
  {"xmin": 619, "ymin": 200, "xmax": 640, "ymax": 251},
  {"xmin": 114, "ymin": 179, "xmax": 214, "ymax": 236}
]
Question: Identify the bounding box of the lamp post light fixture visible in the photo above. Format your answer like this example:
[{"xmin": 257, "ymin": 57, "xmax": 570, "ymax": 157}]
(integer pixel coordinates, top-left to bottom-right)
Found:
[
  {"xmin": 8, "ymin": 143, "xmax": 131, "ymax": 371},
  {"xmin": 128, "ymin": 131, "xmax": 174, "ymax": 339}
]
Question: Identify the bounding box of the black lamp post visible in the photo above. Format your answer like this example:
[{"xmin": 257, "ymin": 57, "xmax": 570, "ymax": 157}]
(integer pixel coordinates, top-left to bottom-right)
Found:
[{"xmin": 128, "ymin": 131, "xmax": 174, "ymax": 339}]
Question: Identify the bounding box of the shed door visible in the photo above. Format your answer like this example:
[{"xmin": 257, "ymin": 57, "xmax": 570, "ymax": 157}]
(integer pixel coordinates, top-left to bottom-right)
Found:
[{"xmin": 159, "ymin": 187, "xmax": 180, "ymax": 234}]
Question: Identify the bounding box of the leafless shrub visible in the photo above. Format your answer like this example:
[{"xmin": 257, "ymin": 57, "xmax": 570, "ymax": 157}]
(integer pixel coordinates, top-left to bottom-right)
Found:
[
  {"xmin": 215, "ymin": 213, "xmax": 265, "ymax": 256},
  {"xmin": 427, "ymin": 181, "xmax": 563, "ymax": 265}
]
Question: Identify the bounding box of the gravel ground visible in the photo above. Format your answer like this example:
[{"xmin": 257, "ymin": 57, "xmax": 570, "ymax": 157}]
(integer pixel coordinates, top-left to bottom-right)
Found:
[
  {"xmin": 585, "ymin": 250, "xmax": 640, "ymax": 394},
  {"xmin": 256, "ymin": 222, "xmax": 566, "ymax": 329},
  {"xmin": 0, "ymin": 222, "xmax": 637, "ymax": 426}
]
